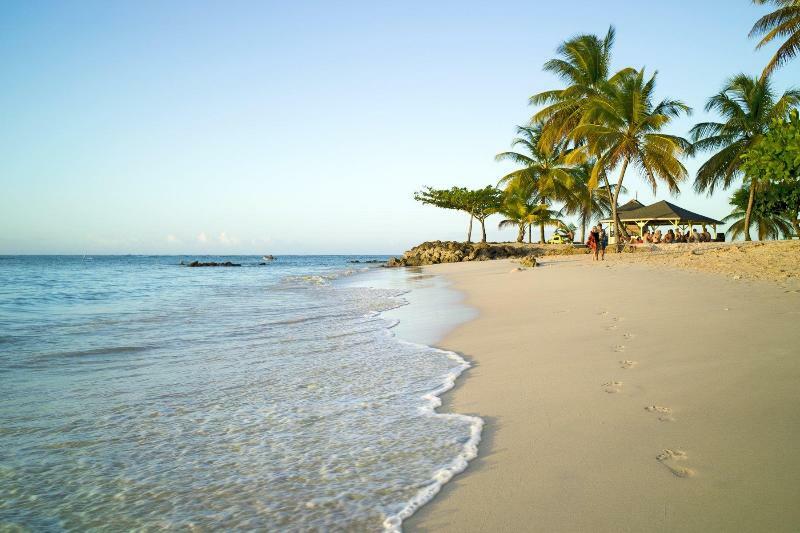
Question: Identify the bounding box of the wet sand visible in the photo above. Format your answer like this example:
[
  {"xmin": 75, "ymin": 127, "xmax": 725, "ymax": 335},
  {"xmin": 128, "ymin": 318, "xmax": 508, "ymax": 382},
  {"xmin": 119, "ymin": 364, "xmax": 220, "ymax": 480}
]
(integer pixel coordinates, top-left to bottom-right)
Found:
[{"xmin": 408, "ymin": 254, "xmax": 800, "ymax": 532}]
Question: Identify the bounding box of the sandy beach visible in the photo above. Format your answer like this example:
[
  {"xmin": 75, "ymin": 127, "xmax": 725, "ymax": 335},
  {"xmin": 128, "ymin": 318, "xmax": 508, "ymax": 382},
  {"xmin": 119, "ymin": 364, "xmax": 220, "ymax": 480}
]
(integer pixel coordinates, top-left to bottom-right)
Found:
[{"xmin": 408, "ymin": 248, "xmax": 800, "ymax": 532}]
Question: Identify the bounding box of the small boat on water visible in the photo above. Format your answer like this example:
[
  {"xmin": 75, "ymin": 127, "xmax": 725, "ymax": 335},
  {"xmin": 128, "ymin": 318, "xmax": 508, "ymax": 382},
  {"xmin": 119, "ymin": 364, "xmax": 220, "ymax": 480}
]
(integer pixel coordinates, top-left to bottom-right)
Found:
[{"xmin": 261, "ymin": 255, "xmax": 276, "ymax": 261}]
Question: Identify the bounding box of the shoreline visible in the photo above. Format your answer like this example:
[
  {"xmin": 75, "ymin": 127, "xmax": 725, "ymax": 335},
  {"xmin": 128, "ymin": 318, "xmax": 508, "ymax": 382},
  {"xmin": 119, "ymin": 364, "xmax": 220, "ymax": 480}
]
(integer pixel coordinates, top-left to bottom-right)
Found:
[
  {"xmin": 406, "ymin": 253, "xmax": 800, "ymax": 532},
  {"xmin": 344, "ymin": 267, "xmax": 485, "ymax": 531}
]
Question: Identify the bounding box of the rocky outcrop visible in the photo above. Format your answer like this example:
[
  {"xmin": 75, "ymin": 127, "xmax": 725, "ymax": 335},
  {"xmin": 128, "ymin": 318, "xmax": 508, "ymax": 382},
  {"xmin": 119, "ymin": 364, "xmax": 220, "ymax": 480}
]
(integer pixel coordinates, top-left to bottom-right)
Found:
[
  {"xmin": 385, "ymin": 241, "xmax": 553, "ymax": 267},
  {"xmin": 186, "ymin": 261, "xmax": 241, "ymax": 267}
]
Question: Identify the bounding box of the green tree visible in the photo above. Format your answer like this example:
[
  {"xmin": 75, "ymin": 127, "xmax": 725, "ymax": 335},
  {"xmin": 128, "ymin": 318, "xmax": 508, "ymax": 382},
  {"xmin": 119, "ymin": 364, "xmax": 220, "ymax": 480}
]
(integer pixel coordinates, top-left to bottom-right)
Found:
[
  {"xmin": 741, "ymin": 110, "xmax": 800, "ymax": 235},
  {"xmin": 558, "ymin": 161, "xmax": 623, "ymax": 242},
  {"xmin": 496, "ymin": 125, "xmax": 575, "ymax": 243},
  {"xmin": 690, "ymin": 74, "xmax": 800, "ymax": 240},
  {"xmin": 724, "ymin": 185, "xmax": 795, "ymax": 239},
  {"xmin": 498, "ymin": 186, "xmax": 563, "ymax": 243},
  {"xmin": 414, "ymin": 186, "xmax": 502, "ymax": 243},
  {"xmin": 574, "ymin": 69, "xmax": 692, "ymax": 242},
  {"xmin": 750, "ymin": 0, "xmax": 800, "ymax": 78},
  {"xmin": 530, "ymin": 26, "xmax": 634, "ymax": 148},
  {"xmin": 529, "ymin": 28, "xmax": 633, "ymax": 219}
]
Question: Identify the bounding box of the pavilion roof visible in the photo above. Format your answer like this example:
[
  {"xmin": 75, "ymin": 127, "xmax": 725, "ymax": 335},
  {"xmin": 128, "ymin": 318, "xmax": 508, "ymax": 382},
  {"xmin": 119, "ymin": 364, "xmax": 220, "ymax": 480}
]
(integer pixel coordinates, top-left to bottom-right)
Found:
[
  {"xmin": 602, "ymin": 200, "xmax": 723, "ymax": 225},
  {"xmin": 618, "ymin": 199, "xmax": 646, "ymax": 212}
]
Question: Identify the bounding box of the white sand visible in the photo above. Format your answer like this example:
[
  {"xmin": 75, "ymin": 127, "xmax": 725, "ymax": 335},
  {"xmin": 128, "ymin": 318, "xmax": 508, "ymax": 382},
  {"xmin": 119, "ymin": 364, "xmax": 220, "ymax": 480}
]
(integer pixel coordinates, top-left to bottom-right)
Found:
[{"xmin": 407, "ymin": 255, "xmax": 800, "ymax": 532}]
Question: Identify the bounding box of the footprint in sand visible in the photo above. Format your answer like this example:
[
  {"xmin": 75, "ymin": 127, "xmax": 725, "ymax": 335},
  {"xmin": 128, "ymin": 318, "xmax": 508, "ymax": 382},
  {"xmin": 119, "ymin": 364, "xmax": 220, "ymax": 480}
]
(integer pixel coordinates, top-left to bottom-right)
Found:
[
  {"xmin": 606, "ymin": 324, "xmax": 618, "ymax": 331},
  {"xmin": 623, "ymin": 332, "xmax": 636, "ymax": 340},
  {"xmin": 656, "ymin": 449, "xmax": 695, "ymax": 478},
  {"xmin": 620, "ymin": 360, "xmax": 638, "ymax": 369},
  {"xmin": 613, "ymin": 345, "xmax": 626, "ymax": 353},
  {"xmin": 598, "ymin": 310, "xmax": 610, "ymax": 316},
  {"xmin": 645, "ymin": 405, "xmax": 675, "ymax": 422},
  {"xmin": 602, "ymin": 381, "xmax": 623, "ymax": 393}
]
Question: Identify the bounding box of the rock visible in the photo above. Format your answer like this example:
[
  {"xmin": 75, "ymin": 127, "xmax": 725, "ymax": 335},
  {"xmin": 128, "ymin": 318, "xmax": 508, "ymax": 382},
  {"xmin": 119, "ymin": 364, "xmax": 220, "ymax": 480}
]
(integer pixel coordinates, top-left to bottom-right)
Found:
[
  {"xmin": 385, "ymin": 241, "xmax": 566, "ymax": 267},
  {"xmin": 518, "ymin": 255, "xmax": 538, "ymax": 268},
  {"xmin": 186, "ymin": 261, "xmax": 242, "ymax": 267}
]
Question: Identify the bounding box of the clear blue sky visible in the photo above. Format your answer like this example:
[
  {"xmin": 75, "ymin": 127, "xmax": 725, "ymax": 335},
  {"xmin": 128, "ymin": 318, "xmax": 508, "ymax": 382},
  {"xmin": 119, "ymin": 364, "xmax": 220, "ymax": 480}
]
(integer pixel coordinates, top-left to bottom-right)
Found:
[{"xmin": 1, "ymin": 1, "xmax": 797, "ymax": 254}]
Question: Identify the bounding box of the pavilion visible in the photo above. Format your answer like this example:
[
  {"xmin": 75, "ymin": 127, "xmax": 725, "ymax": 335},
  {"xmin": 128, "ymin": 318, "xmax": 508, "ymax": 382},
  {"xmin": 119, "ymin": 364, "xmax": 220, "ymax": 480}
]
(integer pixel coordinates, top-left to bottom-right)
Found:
[{"xmin": 601, "ymin": 200, "xmax": 724, "ymax": 244}]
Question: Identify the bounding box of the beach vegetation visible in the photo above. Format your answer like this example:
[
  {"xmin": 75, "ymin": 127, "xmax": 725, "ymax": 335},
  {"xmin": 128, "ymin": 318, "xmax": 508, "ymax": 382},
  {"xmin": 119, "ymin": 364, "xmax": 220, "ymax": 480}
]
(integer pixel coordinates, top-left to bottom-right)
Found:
[
  {"xmin": 691, "ymin": 75, "xmax": 800, "ymax": 240},
  {"xmin": 574, "ymin": 69, "xmax": 692, "ymax": 240},
  {"xmin": 741, "ymin": 110, "xmax": 800, "ymax": 235},
  {"xmin": 750, "ymin": 0, "xmax": 800, "ymax": 78},
  {"xmin": 724, "ymin": 185, "xmax": 796, "ymax": 239},
  {"xmin": 496, "ymin": 125, "xmax": 575, "ymax": 243},
  {"xmin": 414, "ymin": 186, "xmax": 503, "ymax": 243},
  {"xmin": 557, "ymin": 162, "xmax": 624, "ymax": 242}
]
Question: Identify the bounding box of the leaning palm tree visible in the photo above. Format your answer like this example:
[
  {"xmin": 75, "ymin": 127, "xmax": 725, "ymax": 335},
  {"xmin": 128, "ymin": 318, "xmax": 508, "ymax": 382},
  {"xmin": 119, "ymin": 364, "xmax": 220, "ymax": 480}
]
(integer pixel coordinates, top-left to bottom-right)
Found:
[
  {"xmin": 750, "ymin": 0, "xmax": 800, "ymax": 78},
  {"xmin": 496, "ymin": 125, "xmax": 575, "ymax": 243},
  {"xmin": 574, "ymin": 69, "xmax": 692, "ymax": 242},
  {"xmin": 724, "ymin": 186, "xmax": 794, "ymax": 240},
  {"xmin": 558, "ymin": 161, "xmax": 624, "ymax": 242},
  {"xmin": 690, "ymin": 74, "xmax": 800, "ymax": 239}
]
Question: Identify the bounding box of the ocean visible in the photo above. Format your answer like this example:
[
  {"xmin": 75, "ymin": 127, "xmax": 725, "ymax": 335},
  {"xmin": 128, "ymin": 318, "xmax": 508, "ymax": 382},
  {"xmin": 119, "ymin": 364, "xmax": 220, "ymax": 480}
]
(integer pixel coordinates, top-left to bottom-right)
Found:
[{"xmin": 0, "ymin": 255, "xmax": 481, "ymax": 531}]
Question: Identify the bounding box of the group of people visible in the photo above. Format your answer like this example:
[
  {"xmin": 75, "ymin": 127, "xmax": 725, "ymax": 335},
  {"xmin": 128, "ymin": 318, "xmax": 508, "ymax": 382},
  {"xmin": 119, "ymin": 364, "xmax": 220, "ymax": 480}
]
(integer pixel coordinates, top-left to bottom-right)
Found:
[
  {"xmin": 627, "ymin": 227, "xmax": 715, "ymax": 244},
  {"xmin": 587, "ymin": 223, "xmax": 608, "ymax": 261},
  {"xmin": 586, "ymin": 223, "xmax": 715, "ymax": 260}
]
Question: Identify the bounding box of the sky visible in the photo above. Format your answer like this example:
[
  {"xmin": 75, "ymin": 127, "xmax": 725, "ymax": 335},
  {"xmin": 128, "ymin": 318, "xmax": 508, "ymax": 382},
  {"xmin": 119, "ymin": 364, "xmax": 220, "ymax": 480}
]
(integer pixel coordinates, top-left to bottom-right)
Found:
[{"xmin": 1, "ymin": 0, "xmax": 798, "ymax": 254}]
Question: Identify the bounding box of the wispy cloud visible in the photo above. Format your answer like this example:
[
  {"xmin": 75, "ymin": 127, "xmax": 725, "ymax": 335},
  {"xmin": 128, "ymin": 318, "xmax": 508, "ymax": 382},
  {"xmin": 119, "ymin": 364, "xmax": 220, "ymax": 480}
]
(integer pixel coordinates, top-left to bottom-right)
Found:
[
  {"xmin": 166, "ymin": 234, "xmax": 180, "ymax": 243},
  {"xmin": 218, "ymin": 232, "xmax": 239, "ymax": 245},
  {"xmin": 196, "ymin": 232, "xmax": 208, "ymax": 243}
]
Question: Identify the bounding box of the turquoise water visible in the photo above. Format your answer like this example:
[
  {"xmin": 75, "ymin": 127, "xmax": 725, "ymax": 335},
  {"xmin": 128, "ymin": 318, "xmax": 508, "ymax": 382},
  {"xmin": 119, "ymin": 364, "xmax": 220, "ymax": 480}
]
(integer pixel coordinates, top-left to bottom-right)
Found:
[{"xmin": 0, "ymin": 256, "xmax": 480, "ymax": 531}]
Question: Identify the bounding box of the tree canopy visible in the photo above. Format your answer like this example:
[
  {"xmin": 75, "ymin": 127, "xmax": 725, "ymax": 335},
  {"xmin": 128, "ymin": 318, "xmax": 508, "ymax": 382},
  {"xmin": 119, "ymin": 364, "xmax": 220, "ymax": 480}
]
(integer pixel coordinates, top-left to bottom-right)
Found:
[
  {"xmin": 741, "ymin": 109, "xmax": 800, "ymax": 185},
  {"xmin": 414, "ymin": 186, "xmax": 503, "ymax": 242}
]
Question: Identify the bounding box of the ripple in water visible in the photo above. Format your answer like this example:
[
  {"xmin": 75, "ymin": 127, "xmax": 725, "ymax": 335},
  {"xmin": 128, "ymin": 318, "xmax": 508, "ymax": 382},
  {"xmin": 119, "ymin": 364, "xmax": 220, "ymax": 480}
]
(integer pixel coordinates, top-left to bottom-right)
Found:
[{"xmin": 0, "ymin": 256, "xmax": 481, "ymax": 531}]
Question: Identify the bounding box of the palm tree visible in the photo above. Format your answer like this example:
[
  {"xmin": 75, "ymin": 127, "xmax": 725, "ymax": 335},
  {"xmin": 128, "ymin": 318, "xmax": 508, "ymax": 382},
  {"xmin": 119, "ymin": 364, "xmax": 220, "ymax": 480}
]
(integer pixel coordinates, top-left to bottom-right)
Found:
[
  {"xmin": 724, "ymin": 186, "xmax": 794, "ymax": 240},
  {"xmin": 574, "ymin": 69, "xmax": 692, "ymax": 242},
  {"xmin": 498, "ymin": 188, "xmax": 564, "ymax": 244},
  {"xmin": 558, "ymin": 161, "xmax": 623, "ymax": 242},
  {"xmin": 690, "ymin": 74, "xmax": 800, "ymax": 240},
  {"xmin": 530, "ymin": 27, "xmax": 635, "ymax": 219},
  {"xmin": 496, "ymin": 125, "xmax": 575, "ymax": 243},
  {"xmin": 499, "ymin": 186, "xmax": 537, "ymax": 243},
  {"xmin": 530, "ymin": 26, "xmax": 634, "ymax": 148},
  {"xmin": 750, "ymin": 0, "xmax": 800, "ymax": 78}
]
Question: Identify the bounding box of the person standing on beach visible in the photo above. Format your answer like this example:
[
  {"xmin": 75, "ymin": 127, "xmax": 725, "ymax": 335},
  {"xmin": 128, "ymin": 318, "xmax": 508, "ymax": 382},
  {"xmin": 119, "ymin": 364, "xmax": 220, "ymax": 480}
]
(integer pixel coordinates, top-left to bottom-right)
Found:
[
  {"xmin": 588, "ymin": 226, "xmax": 600, "ymax": 261},
  {"xmin": 597, "ymin": 223, "xmax": 608, "ymax": 260}
]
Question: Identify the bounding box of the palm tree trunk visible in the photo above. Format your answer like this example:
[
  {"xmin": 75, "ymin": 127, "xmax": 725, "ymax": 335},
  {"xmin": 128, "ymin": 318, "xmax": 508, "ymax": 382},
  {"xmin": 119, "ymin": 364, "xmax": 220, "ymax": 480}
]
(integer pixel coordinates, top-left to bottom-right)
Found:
[
  {"xmin": 467, "ymin": 214, "xmax": 473, "ymax": 243},
  {"xmin": 516, "ymin": 223, "xmax": 524, "ymax": 243},
  {"xmin": 791, "ymin": 214, "xmax": 800, "ymax": 239},
  {"xmin": 743, "ymin": 183, "xmax": 756, "ymax": 241},
  {"xmin": 580, "ymin": 213, "xmax": 587, "ymax": 243},
  {"xmin": 539, "ymin": 222, "xmax": 545, "ymax": 244},
  {"xmin": 480, "ymin": 217, "xmax": 487, "ymax": 243},
  {"xmin": 528, "ymin": 224, "xmax": 532, "ymax": 244},
  {"xmin": 611, "ymin": 158, "xmax": 630, "ymax": 244}
]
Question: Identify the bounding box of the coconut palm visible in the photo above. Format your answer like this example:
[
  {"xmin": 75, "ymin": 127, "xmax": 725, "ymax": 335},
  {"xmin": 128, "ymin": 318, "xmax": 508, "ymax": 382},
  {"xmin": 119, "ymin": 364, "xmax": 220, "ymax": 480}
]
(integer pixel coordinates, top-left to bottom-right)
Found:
[
  {"xmin": 558, "ymin": 161, "xmax": 624, "ymax": 242},
  {"xmin": 690, "ymin": 74, "xmax": 800, "ymax": 239},
  {"xmin": 530, "ymin": 26, "xmax": 634, "ymax": 148},
  {"xmin": 724, "ymin": 186, "xmax": 794, "ymax": 240},
  {"xmin": 750, "ymin": 0, "xmax": 800, "ymax": 78},
  {"xmin": 496, "ymin": 125, "xmax": 575, "ymax": 243},
  {"xmin": 530, "ymin": 28, "xmax": 635, "ymax": 232},
  {"xmin": 573, "ymin": 69, "xmax": 692, "ymax": 242},
  {"xmin": 498, "ymin": 186, "xmax": 538, "ymax": 243},
  {"xmin": 498, "ymin": 188, "xmax": 563, "ymax": 244}
]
